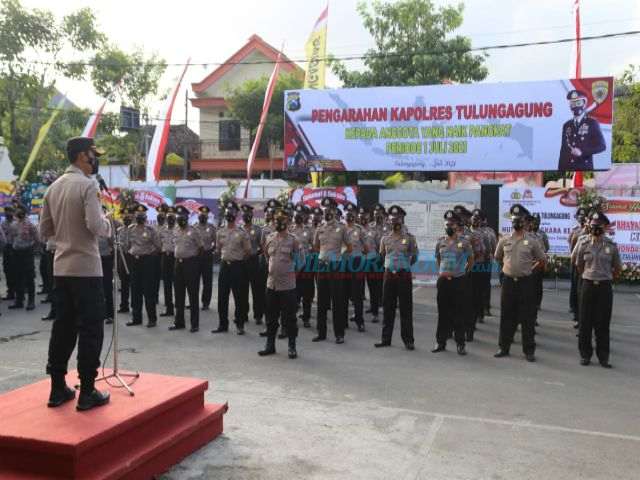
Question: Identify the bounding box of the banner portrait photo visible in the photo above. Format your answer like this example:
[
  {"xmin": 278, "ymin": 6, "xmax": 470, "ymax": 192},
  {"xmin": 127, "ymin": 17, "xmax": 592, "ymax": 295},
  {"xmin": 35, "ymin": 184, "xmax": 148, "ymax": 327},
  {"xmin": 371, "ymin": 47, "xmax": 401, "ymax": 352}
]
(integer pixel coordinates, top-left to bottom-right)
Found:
[{"xmin": 284, "ymin": 77, "xmax": 613, "ymax": 173}]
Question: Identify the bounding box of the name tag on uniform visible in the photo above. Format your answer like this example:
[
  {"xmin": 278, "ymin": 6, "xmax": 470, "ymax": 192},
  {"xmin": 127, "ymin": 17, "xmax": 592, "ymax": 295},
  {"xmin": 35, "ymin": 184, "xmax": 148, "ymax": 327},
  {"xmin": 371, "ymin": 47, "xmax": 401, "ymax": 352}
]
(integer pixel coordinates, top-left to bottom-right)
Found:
[
  {"xmin": 206, "ymin": 228, "xmax": 211, "ymax": 233},
  {"xmin": 402, "ymin": 239, "xmax": 408, "ymax": 245},
  {"xmin": 353, "ymin": 233, "xmax": 359, "ymax": 239},
  {"xmin": 335, "ymin": 228, "xmax": 340, "ymax": 233},
  {"xmin": 143, "ymin": 233, "xmax": 148, "ymax": 238},
  {"xmin": 188, "ymin": 231, "xmax": 192, "ymax": 236},
  {"xmin": 303, "ymin": 232, "xmax": 308, "ymax": 237},
  {"xmin": 524, "ymin": 240, "xmax": 529, "ymax": 246},
  {"xmin": 457, "ymin": 242, "xmax": 462, "ymax": 249},
  {"xmin": 605, "ymin": 247, "xmax": 611, "ymax": 254},
  {"xmin": 251, "ymin": 230, "xmax": 255, "ymax": 235}
]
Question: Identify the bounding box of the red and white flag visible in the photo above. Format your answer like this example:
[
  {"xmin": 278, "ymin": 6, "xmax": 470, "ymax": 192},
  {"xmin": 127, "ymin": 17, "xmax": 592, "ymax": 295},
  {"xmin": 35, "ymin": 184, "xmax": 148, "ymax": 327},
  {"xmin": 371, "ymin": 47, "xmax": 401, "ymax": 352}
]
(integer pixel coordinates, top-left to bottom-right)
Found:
[
  {"xmin": 146, "ymin": 59, "xmax": 191, "ymax": 182},
  {"xmin": 81, "ymin": 99, "xmax": 107, "ymax": 138},
  {"xmin": 243, "ymin": 51, "xmax": 282, "ymax": 198},
  {"xmin": 573, "ymin": 0, "xmax": 582, "ymax": 79}
]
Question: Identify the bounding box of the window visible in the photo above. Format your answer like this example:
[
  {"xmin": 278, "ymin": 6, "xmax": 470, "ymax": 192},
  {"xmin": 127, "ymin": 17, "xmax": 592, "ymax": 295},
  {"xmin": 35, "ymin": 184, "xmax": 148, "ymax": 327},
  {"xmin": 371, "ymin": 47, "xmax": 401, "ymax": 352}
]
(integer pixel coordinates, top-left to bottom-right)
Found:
[{"xmin": 219, "ymin": 120, "xmax": 241, "ymax": 151}]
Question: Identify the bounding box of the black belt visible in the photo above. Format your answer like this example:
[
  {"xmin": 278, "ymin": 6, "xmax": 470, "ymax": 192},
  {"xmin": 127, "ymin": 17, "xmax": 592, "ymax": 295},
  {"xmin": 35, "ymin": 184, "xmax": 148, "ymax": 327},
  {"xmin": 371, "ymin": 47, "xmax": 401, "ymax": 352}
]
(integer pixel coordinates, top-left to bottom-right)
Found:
[
  {"xmin": 504, "ymin": 274, "xmax": 532, "ymax": 282},
  {"xmin": 583, "ymin": 279, "xmax": 611, "ymax": 286}
]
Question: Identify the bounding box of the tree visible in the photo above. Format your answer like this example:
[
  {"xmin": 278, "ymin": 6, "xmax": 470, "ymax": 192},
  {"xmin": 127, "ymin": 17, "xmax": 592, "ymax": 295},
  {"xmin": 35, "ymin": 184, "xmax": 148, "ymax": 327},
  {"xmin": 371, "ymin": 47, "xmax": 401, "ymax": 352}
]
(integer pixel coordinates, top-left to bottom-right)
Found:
[
  {"xmin": 612, "ymin": 65, "xmax": 640, "ymax": 163},
  {"xmin": 225, "ymin": 73, "xmax": 303, "ymax": 151},
  {"xmin": 330, "ymin": 0, "xmax": 488, "ymax": 88}
]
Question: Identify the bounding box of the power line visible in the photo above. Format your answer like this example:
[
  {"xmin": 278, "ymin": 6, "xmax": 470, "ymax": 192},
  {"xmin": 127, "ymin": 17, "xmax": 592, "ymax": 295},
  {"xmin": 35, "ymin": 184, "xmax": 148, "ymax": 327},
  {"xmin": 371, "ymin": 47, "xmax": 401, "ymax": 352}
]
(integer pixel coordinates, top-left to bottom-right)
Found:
[{"xmin": 1, "ymin": 30, "xmax": 638, "ymax": 68}]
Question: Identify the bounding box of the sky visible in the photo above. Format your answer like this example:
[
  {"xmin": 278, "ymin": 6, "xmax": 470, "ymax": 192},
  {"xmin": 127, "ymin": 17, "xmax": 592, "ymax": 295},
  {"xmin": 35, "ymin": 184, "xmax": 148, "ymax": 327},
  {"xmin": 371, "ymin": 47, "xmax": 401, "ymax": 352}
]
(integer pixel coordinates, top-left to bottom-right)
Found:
[{"xmin": 19, "ymin": 0, "xmax": 640, "ymax": 134}]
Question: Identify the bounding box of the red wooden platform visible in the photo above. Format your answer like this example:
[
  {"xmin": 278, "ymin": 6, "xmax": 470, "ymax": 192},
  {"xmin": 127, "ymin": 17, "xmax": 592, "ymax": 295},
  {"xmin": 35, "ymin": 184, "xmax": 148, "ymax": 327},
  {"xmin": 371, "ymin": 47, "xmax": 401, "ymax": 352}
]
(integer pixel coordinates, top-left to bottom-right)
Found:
[{"xmin": 0, "ymin": 371, "xmax": 227, "ymax": 479}]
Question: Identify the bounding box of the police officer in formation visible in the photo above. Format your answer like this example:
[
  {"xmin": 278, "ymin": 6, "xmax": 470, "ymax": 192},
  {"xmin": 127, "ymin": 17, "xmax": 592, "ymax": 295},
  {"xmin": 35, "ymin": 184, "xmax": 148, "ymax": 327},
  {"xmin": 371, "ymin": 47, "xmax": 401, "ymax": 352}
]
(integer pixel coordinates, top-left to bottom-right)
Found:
[
  {"xmin": 375, "ymin": 205, "xmax": 418, "ymax": 350},
  {"xmin": 470, "ymin": 209, "xmax": 493, "ymax": 325},
  {"xmin": 573, "ymin": 212, "xmax": 620, "ymax": 368},
  {"xmin": 153, "ymin": 205, "xmax": 167, "ymax": 305},
  {"xmin": 195, "ymin": 205, "xmax": 216, "ymax": 311},
  {"xmin": 171, "ymin": 206, "xmax": 204, "ymax": 333},
  {"xmin": 117, "ymin": 207, "xmax": 133, "ymax": 314},
  {"xmin": 529, "ymin": 213, "xmax": 550, "ymax": 313},
  {"xmin": 259, "ymin": 208, "xmax": 301, "ymax": 359},
  {"xmin": 126, "ymin": 204, "xmax": 161, "ymax": 328},
  {"xmin": 480, "ymin": 212, "xmax": 497, "ymax": 318},
  {"xmin": 159, "ymin": 206, "xmax": 177, "ymax": 317},
  {"xmin": 344, "ymin": 202, "xmax": 367, "ymax": 332},
  {"xmin": 568, "ymin": 207, "xmax": 589, "ymax": 327},
  {"xmin": 289, "ymin": 203, "xmax": 314, "ymax": 328},
  {"xmin": 9, "ymin": 204, "xmax": 38, "ymax": 311},
  {"xmin": 212, "ymin": 201, "xmax": 251, "ymax": 335},
  {"xmin": 359, "ymin": 206, "xmax": 382, "ymax": 324},
  {"xmin": 433, "ymin": 210, "xmax": 473, "ymax": 355},
  {"xmin": 313, "ymin": 197, "xmax": 351, "ymax": 344},
  {"xmin": 240, "ymin": 204, "xmax": 265, "ymax": 324},
  {"xmin": 494, "ymin": 204, "xmax": 546, "ymax": 362}
]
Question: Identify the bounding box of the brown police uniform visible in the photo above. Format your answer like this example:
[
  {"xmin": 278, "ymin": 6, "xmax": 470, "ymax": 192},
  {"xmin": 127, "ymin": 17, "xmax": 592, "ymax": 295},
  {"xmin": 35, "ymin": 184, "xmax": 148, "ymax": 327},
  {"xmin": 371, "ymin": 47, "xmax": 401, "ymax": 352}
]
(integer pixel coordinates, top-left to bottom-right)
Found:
[
  {"xmin": 494, "ymin": 232, "xmax": 545, "ymax": 356},
  {"xmin": 159, "ymin": 221, "xmax": 176, "ymax": 316},
  {"xmin": 344, "ymin": 222, "xmax": 367, "ymax": 328},
  {"xmin": 242, "ymin": 222, "xmax": 265, "ymax": 323},
  {"xmin": 289, "ymin": 222, "xmax": 315, "ymax": 324},
  {"xmin": 173, "ymin": 225, "xmax": 204, "ymax": 331},
  {"xmin": 128, "ymin": 219, "xmax": 161, "ymax": 326},
  {"xmin": 195, "ymin": 221, "xmax": 216, "ymax": 310},
  {"xmin": 11, "ymin": 215, "xmax": 39, "ymax": 308}
]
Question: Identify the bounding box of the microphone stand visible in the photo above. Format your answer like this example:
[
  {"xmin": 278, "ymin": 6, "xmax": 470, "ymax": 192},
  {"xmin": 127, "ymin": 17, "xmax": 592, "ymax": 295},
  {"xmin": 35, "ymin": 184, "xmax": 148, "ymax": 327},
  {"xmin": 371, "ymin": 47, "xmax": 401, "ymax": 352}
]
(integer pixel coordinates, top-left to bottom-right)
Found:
[{"xmin": 95, "ymin": 198, "xmax": 139, "ymax": 396}]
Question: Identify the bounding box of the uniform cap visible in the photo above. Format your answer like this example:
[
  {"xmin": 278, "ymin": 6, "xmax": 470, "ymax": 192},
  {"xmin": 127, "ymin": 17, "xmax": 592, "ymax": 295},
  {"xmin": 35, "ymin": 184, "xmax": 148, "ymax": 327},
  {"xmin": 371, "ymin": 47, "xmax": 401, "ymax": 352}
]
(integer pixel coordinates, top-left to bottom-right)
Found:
[
  {"xmin": 567, "ymin": 89, "xmax": 588, "ymax": 101},
  {"xmin": 285, "ymin": 201, "xmax": 295, "ymax": 211},
  {"xmin": 344, "ymin": 202, "xmax": 357, "ymax": 212},
  {"xmin": 312, "ymin": 206, "xmax": 322, "ymax": 215},
  {"xmin": 175, "ymin": 205, "xmax": 189, "ymax": 217},
  {"xmin": 575, "ymin": 207, "xmax": 588, "ymax": 218},
  {"xmin": 273, "ymin": 208, "xmax": 288, "ymax": 222},
  {"xmin": 4, "ymin": 206, "xmax": 14, "ymax": 213},
  {"xmin": 294, "ymin": 203, "xmax": 306, "ymax": 214},
  {"xmin": 166, "ymin": 206, "xmax": 177, "ymax": 215},
  {"xmin": 134, "ymin": 203, "xmax": 148, "ymax": 213},
  {"xmin": 266, "ymin": 199, "xmax": 282, "ymax": 209},
  {"xmin": 199, "ymin": 205, "xmax": 211, "ymax": 214},
  {"xmin": 224, "ymin": 200, "xmax": 239, "ymax": 212},
  {"xmin": 320, "ymin": 197, "xmax": 336, "ymax": 208},
  {"xmin": 358, "ymin": 206, "xmax": 368, "ymax": 215},
  {"xmin": 444, "ymin": 210, "xmax": 461, "ymax": 222},
  {"xmin": 509, "ymin": 203, "xmax": 529, "ymax": 218},
  {"xmin": 471, "ymin": 208, "xmax": 485, "ymax": 220},
  {"xmin": 589, "ymin": 212, "xmax": 610, "ymax": 226},
  {"xmin": 453, "ymin": 205, "xmax": 472, "ymax": 217},
  {"xmin": 388, "ymin": 205, "xmax": 406, "ymax": 217},
  {"xmin": 66, "ymin": 136, "xmax": 105, "ymax": 161}
]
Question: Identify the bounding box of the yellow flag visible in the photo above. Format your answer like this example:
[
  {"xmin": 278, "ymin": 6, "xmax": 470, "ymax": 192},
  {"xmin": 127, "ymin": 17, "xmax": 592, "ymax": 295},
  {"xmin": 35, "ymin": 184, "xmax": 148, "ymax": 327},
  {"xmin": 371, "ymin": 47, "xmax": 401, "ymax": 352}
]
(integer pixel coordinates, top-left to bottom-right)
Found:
[
  {"xmin": 19, "ymin": 95, "xmax": 67, "ymax": 182},
  {"xmin": 304, "ymin": 5, "xmax": 328, "ymax": 90}
]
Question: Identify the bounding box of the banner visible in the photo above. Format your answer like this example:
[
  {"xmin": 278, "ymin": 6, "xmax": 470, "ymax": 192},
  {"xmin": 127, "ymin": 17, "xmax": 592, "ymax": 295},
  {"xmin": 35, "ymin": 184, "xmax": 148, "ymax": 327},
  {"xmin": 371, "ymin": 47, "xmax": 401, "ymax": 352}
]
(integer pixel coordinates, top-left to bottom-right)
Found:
[
  {"xmin": 289, "ymin": 186, "xmax": 358, "ymax": 208},
  {"xmin": 284, "ymin": 77, "xmax": 613, "ymax": 173},
  {"xmin": 499, "ymin": 187, "xmax": 580, "ymax": 255},
  {"xmin": 449, "ymin": 172, "xmax": 543, "ymax": 188},
  {"xmin": 304, "ymin": 5, "xmax": 328, "ymax": 90},
  {"xmin": 603, "ymin": 197, "xmax": 640, "ymax": 264},
  {"xmin": 101, "ymin": 186, "xmax": 175, "ymax": 223},
  {"xmin": 0, "ymin": 181, "xmax": 14, "ymax": 212}
]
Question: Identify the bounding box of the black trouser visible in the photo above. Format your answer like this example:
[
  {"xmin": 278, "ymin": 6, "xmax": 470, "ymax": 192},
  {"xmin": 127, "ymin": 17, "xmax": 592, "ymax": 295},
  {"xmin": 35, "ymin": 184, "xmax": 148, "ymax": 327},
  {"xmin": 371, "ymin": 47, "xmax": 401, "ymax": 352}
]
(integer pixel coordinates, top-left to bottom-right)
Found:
[
  {"xmin": 3, "ymin": 245, "xmax": 15, "ymax": 297},
  {"xmin": 43, "ymin": 250, "xmax": 55, "ymax": 299},
  {"xmin": 101, "ymin": 255, "xmax": 114, "ymax": 319},
  {"xmin": 161, "ymin": 253, "xmax": 175, "ymax": 313},
  {"xmin": 153, "ymin": 254, "xmax": 161, "ymax": 304},
  {"xmin": 344, "ymin": 255, "xmax": 365, "ymax": 326},
  {"xmin": 316, "ymin": 260, "xmax": 347, "ymax": 338},
  {"xmin": 569, "ymin": 265, "xmax": 579, "ymax": 318},
  {"xmin": 118, "ymin": 252, "xmax": 131, "ymax": 310},
  {"xmin": 217, "ymin": 260, "xmax": 248, "ymax": 329},
  {"xmin": 175, "ymin": 256, "xmax": 200, "ymax": 329},
  {"xmin": 265, "ymin": 288, "xmax": 298, "ymax": 339},
  {"xmin": 484, "ymin": 263, "xmax": 493, "ymax": 312},
  {"xmin": 471, "ymin": 268, "xmax": 486, "ymax": 325},
  {"xmin": 499, "ymin": 275, "xmax": 536, "ymax": 355},
  {"xmin": 579, "ymin": 279, "xmax": 613, "ymax": 362},
  {"xmin": 245, "ymin": 254, "xmax": 266, "ymax": 322},
  {"xmin": 131, "ymin": 254, "xmax": 157, "ymax": 324},
  {"xmin": 14, "ymin": 248, "xmax": 35, "ymax": 305},
  {"xmin": 436, "ymin": 276, "xmax": 465, "ymax": 346},
  {"xmin": 46, "ymin": 276, "xmax": 105, "ymax": 383},
  {"xmin": 459, "ymin": 273, "xmax": 474, "ymax": 336},
  {"xmin": 381, "ymin": 269, "xmax": 414, "ymax": 345},
  {"xmin": 296, "ymin": 270, "xmax": 315, "ymax": 321},
  {"xmin": 200, "ymin": 250, "xmax": 214, "ymax": 308},
  {"xmin": 534, "ymin": 269, "xmax": 544, "ymax": 309},
  {"xmin": 365, "ymin": 254, "xmax": 383, "ymax": 316}
]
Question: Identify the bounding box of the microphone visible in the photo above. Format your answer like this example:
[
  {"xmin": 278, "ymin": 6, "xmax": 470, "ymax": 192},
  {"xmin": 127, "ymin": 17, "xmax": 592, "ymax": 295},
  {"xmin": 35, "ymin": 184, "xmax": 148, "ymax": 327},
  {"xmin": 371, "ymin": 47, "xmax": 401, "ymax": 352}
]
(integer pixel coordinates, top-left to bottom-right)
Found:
[{"xmin": 96, "ymin": 174, "xmax": 108, "ymax": 192}]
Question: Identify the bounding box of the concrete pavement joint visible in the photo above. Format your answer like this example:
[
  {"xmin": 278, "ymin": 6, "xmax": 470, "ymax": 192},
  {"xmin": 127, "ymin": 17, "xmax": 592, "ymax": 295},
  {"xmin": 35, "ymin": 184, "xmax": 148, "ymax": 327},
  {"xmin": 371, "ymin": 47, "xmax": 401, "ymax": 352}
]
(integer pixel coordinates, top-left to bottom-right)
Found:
[
  {"xmin": 215, "ymin": 389, "xmax": 640, "ymax": 443},
  {"xmin": 403, "ymin": 415, "xmax": 444, "ymax": 480}
]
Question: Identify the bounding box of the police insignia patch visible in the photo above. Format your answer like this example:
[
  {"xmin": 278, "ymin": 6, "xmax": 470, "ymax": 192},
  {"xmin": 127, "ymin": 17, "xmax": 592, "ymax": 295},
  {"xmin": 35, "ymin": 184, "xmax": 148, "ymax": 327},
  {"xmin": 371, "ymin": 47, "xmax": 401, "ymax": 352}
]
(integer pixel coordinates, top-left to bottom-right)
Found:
[
  {"xmin": 524, "ymin": 240, "xmax": 529, "ymax": 246},
  {"xmin": 592, "ymin": 80, "xmax": 609, "ymax": 104},
  {"xmin": 605, "ymin": 247, "xmax": 611, "ymax": 254},
  {"xmin": 457, "ymin": 242, "xmax": 462, "ymax": 248}
]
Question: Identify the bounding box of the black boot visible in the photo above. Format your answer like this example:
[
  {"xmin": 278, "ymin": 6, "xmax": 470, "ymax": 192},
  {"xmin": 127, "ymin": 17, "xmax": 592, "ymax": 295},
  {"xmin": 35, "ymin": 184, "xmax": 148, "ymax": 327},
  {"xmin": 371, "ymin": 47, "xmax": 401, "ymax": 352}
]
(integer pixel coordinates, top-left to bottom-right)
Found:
[
  {"xmin": 288, "ymin": 337, "xmax": 297, "ymax": 359},
  {"xmin": 8, "ymin": 302, "xmax": 24, "ymax": 309},
  {"xmin": 47, "ymin": 374, "xmax": 76, "ymax": 408},
  {"xmin": 258, "ymin": 336, "xmax": 276, "ymax": 356},
  {"xmin": 77, "ymin": 379, "xmax": 110, "ymax": 412},
  {"xmin": 277, "ymin": 328, "xmax": 288, "ymax": 339},
  {"xmin": 26, "ymin": 295, "xmax": 36, "ymax": 311}
]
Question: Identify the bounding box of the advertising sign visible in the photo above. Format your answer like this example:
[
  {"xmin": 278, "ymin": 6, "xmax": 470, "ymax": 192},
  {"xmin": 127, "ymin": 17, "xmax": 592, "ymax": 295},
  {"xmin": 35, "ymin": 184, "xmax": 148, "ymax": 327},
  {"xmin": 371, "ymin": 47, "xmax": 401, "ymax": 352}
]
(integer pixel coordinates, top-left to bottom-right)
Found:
[
  {"xmin": 289, "ymin": 186, "xmax": 358, "ymax": 208},
  {"xmin": 604, "ymin": 197, "xmax": 640, "ymax": 264},
  {"xmin": 284, "ymin": 77, "xmax": 613, "ymax": 172}
]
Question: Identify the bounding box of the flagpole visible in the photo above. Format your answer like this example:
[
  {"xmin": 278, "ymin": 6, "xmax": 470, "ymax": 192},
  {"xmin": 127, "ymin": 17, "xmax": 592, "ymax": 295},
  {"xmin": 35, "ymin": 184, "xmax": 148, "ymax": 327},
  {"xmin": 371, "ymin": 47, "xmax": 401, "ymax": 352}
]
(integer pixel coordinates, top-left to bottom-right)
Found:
[{"xmin": 573, "ymin": 0, "xmax": 584, "ymax": 189}]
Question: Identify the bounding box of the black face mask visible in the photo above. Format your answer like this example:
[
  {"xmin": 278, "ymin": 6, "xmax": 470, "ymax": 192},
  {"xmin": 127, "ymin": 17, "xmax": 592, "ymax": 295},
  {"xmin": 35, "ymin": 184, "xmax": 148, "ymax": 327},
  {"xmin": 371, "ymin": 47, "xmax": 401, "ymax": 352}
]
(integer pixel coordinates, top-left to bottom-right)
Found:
[
  {"xmin": 135, "ymin": 215, "xmax": 146, "ymax": 225},
  {"xmin": 123, "ymin": 217, "xmax": 132, "ymax": 226},
  {"xmin": 225, "ymin": 213, "xmax": 236, "ymax": 223},
  {"xmin": 571, "ymin": 106, "xmax": 584, "ymax": 117},
  {"xmin": 591, "ymin": 226, "xmax": 604, "ymax": 236},
  {"xmin": 16, "ymin": 212, "xmax": 25, "ymax": 220},
  {"xmin": 392, "ymin": 222, "xmax": 402, "ymax": 232},
  {"xmin": 198, "ymin": 214, "xmax": 208, "ymax": 224},
  {"xmin": 157, "ymin": 215, "xmax": 166, "ymax": 225},
  {"xmin": 324, "ymin": 212, "xmax": 334, "ymax": 222},
  {"xmin": 295, "ymin": 215, "xmax": 303, "ymax": 224},
  {"xmin": 242, "ymin": 214, "xmax": 252, "ymax": 224},
  {"xmin": 445, "ymin": 226, "xmax": 455, "ymax": 237},
  {"xmin": 177, "ymin": 217, "xmax": 188, "ymax": 228},
  {"xmin": 346, "ymin": 213, "xmax": 355, "ymax": 223},
  {"xmin": 512, "ymin": 218, "xmax": 524, "ymax": 230},
  {"xmin": 87, "ymin": 151, "xmax": 99, "ymax": 175},
  {"xmin": 276, "ymin": 221, "xmax": 287, "ymax": 232},
  {"xmin": 167, "ymin": 216, "xmax": 176, "ymax": 227}
]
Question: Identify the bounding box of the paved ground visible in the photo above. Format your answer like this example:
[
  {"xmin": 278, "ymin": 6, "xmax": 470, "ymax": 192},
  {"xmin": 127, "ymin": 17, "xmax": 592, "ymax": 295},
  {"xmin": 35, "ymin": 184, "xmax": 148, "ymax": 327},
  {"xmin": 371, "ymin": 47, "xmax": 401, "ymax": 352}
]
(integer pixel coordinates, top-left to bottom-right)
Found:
[{"xmin": 1, "ymin": 281, "xmax": 639, "ymax": 480}]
